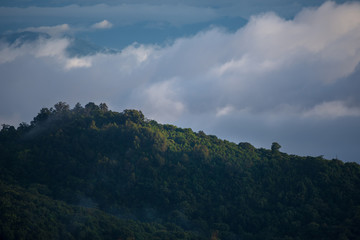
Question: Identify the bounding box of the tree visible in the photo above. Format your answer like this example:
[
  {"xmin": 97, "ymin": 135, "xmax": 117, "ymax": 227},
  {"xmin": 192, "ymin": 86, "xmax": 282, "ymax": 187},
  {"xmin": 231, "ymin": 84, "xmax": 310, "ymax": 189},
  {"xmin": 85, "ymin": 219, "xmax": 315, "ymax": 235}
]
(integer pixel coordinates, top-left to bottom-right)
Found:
[
  {"xmin": 99, "ymin": 103, "xmax": 108, "ymax": 112},
  {"xmin": 271, "ymin": 142, "xmax": 281, "ymax": 153},
  {"xmin": 1, "ymin": 124, "xmax": 11, "ymax": 131},
  {"xmin": 17, "ymin": 122, "xmax": 30, "ymax": 131},
  {"xmin": 238, "ymin": 142, "xmax": 255, "ymax": 151},
  {"xmin": 54, "ymin": 102, "xmax": 70, "ymax": 113},
  {"xmin": 31, "ymin": 108, "xmax": 52, "ymax": 125},
  {"xmin": 85, "ymin": 102, "xmax": 99, "ymax": 113},
  {"xmin": 73, "ymin": 103, "xmax": 84, "ymax": 113},
  {"xmin": 123, "ymin": 110, "xmax": 144, "ymax": 124}
]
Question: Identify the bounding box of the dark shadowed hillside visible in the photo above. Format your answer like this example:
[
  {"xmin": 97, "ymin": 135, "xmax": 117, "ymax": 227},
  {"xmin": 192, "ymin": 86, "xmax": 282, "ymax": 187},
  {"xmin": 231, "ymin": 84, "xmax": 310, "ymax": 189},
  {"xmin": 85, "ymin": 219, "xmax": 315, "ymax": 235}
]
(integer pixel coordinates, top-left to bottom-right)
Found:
[{"xmin": 1, "ymin": 102, "xmax": 360, "ymax": 240}]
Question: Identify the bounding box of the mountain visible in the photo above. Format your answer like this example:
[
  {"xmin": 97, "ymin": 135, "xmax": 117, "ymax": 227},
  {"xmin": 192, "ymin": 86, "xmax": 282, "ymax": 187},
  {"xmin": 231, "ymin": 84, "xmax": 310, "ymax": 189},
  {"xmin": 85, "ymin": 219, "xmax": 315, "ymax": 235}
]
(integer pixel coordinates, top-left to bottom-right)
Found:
[
  {"xmin": 65, "ymin": 38, "xmax": 118, "ymax": 57},
  {"xmin": 0, "ymin": 31, "xmax": 51, "ymax": 46},
  {"xmin": 1, "ymin": 102, "xmax": 360, "ymax": 240},
  {"xmin": 0, "ymin": 32, "xmax": 118, "ymax": 57}
]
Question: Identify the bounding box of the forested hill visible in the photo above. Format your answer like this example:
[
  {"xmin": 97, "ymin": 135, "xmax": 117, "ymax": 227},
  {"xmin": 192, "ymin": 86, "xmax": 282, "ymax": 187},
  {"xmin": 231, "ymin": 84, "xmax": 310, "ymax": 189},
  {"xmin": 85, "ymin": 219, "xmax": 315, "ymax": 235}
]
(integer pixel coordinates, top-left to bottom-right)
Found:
[{"xmin": 1, "ymin": 102, "xmax": 360, "ymax": 240}]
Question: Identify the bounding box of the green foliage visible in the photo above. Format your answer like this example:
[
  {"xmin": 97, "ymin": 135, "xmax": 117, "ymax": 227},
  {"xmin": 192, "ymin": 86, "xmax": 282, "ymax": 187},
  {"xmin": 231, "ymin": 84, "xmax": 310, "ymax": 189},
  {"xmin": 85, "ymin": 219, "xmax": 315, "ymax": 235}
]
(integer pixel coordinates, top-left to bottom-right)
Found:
[
  {"xmin": 0, "ymin": 181, "xmax": 199, "ymax": 240},
  {"xmin": 1, "ymin": 102, "xmax": 360, "ymax": 240},
  {"xmin": 271, "ymin": 142, "xmax": 281, "ymax": 152}
]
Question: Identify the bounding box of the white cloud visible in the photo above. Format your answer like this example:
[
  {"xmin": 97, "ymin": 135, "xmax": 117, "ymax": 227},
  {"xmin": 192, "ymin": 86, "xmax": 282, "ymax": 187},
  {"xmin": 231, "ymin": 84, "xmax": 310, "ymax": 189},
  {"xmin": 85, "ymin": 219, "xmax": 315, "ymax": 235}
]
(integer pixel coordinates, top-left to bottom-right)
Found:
[
  {"xmin": 139, "ymin": 79, "xmax": 185, "ymax": 121},
  {"xmin": 120, "ymin": 44, "xmax": 155, "ymax": 65},
  {"xmin": 20, "ymin": 24, "xmax": 70, "ymax": 36},
  {"xmin": 303, "ymin": 101, "xmax": 360, "ymax": 119},
  {"xmin": 2, "ymin": 1, "xmax": 360, "ymax": 117},
  {"xmin": 0, "ymin": 37, "xmax": 69, "ymax": 63},
  {"xmin": 92, "ymin": 20, "xmax": 113, "ymax": 29},
  {"xmin": 35, "ymin": 38, "xmax": 69, "ymax": 58},
  {"xmin": 65, "ymin": 57, "xmax": 92, "ymax": 70},
  {"xmin": 0, "ymin": 36, "xmax": 95, "ymax": 70},
  {"xmin": 216, "ymin": 105, "xmax": 235, "ymax": 117},
  {"xmin": 0, "ymin": 42, "xmax": 24, "ymax": 63}
]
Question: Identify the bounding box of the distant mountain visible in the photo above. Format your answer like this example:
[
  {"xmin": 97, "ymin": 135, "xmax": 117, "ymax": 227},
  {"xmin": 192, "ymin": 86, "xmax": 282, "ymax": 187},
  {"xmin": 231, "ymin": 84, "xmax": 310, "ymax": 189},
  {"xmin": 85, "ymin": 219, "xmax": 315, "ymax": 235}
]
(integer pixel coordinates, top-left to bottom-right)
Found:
[
  {"xmin": 0, "ymin": 32, "xmax": 118, "ymax": 57},
  {"xmin": 0, "ymin": 31, "xmax": 51, "ymax": 46},
  {"xmin": 1, "ymin": 102, "xmax": 360, "ymax": 240},
  {"xmin": 65, "ymin": 38, "xmax": 118, "ymax": 57}
]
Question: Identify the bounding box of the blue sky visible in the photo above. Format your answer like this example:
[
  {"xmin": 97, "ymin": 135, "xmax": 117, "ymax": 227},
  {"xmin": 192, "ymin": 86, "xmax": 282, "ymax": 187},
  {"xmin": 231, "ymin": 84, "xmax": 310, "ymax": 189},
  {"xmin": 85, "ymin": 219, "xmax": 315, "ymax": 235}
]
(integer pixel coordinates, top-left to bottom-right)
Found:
[{"xmin": 1, "ymin": 0, "xmax": 360, "ymax": 162}]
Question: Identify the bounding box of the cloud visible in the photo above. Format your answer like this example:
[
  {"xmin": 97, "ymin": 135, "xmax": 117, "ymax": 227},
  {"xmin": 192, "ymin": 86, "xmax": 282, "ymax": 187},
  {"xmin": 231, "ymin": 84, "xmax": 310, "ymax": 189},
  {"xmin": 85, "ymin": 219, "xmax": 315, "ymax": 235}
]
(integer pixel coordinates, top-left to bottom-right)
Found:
[
  {"xmin": 64, "ymin": 57, "xmax": 92, "ymax": 69},
  {"xmin": 92, "ymin": 20, "xmax": 113, "ymax": 29},
  {"xmin": 20, "ymin": 24, "xmax": 70, "ymax": 36},
  {"xmin": 303, "ymin": 101, "xmax": 360, "ymax": 119},
  {"xmin": 1, "ymin": 1, "xmax": 360, "ymax": 161},
  {"xmin": 136, "ymin": 79, "xmax": 185, "ymax": 121},
  {"xmin": 0, "ymin": 37, "xmax": 69, "ymax": 63},
  {"xmin": 216, "ymin": 106, "xmax": 235, "ymax": 117},
  {"xmin": 0, "ymin": 35, "xmax": 95, "ymax": 70}
]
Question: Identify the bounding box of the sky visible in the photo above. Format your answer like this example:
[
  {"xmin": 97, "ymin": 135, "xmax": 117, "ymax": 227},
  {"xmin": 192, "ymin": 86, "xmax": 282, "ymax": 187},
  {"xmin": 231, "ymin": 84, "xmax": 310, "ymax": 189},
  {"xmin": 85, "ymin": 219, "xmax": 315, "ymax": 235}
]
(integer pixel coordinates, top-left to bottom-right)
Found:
[{"xmin": 1, "ymin": 0, "xmax": 360, "ymax": 163}]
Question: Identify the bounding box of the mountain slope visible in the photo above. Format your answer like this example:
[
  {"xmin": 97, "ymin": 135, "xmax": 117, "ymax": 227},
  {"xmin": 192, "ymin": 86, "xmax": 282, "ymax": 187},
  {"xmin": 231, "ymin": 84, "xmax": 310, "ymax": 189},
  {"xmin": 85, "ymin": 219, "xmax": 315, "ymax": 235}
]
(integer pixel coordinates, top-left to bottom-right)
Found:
[
  {"xmin": 1, "ymin": 102, "xmax": 360, "ymax": 240},
  {"xmin": 0, "ymin": 181, "xmax": 198, "ymax": 240}
]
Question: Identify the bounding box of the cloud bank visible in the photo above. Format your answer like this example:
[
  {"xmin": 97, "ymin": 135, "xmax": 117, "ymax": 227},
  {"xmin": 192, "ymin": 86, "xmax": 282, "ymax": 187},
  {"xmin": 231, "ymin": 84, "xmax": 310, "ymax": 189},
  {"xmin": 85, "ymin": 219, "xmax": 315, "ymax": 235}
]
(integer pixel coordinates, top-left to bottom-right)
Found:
[{"xmin": 1, "ymin": 1, "xmax": 360, "ymax": 162}]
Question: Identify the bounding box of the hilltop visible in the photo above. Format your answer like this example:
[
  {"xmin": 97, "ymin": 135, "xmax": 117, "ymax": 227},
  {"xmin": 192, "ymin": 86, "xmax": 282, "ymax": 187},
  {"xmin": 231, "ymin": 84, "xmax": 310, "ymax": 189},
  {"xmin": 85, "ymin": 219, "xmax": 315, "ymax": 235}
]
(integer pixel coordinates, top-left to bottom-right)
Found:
[{"xmin": 1, "ymin": 102, "xmax": 360, "ymax": 240}]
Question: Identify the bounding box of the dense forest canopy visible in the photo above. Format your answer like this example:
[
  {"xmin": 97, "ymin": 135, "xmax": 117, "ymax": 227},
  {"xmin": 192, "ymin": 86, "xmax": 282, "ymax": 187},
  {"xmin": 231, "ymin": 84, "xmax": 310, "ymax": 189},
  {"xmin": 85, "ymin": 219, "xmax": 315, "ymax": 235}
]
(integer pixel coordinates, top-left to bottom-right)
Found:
[{"xmin": 1, "ymin": 102, "xmax": 360, "ymax": 240}]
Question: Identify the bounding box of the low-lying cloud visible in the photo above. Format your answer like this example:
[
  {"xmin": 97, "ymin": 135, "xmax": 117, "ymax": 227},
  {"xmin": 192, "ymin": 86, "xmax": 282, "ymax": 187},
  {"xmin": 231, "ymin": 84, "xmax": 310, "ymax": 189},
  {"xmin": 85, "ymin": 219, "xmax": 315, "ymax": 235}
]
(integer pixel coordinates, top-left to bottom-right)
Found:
[
  {"xmin": 1, "ymin": 1, "xmax": 360, "ymax": 162},
  {"xmin": 20, "ymin": 24, "xmax": 70, "ymax": 36}
]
